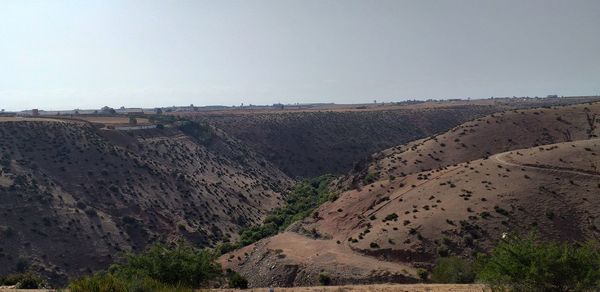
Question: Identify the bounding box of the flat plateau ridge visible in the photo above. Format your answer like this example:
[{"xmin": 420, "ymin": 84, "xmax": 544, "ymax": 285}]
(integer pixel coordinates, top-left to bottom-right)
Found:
[{"xmin": 222, "ymin": 101, "xmax": 600, "ymax": 287}]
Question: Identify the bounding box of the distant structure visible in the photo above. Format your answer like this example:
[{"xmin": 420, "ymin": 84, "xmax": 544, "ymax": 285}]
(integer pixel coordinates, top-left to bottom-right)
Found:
[{"xmin": 31, "ymin": 109, "xmax": 39, "ymax": 116}]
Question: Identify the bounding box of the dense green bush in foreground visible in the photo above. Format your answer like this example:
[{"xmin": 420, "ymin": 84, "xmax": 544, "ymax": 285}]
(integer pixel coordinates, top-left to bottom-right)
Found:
[
  {"xmin": 69, "ymin": 272, "xmax": 190, "ymax": 292},
  {"xmin": 69, "ymin": 243, "xmax": 244, "ymax": 291},
  {"xmin": 478, "ymin": 235, "xmax": 600, "ymax": 291},
  {"xmin": 430, "ymin": 256, "xmax": 476, "ymax": 284},
  {"xmin": 0, "ymin": 272, "xmax": 47, "ymax": 289},
  {"xmin": 431, "ymin": 234, "xmax": 600, "ymax": 291}
]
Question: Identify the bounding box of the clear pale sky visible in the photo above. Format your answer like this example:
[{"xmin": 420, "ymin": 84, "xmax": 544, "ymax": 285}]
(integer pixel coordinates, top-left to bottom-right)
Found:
[{"xmin": 1, "ymin": 0, "xmax": 599, "ymax": 111}]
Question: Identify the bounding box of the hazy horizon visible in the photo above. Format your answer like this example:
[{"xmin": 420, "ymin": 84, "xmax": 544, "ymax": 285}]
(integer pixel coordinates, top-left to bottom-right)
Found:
[{"xmin": 2, "ymin": 0, "xmax": 600, "ymax": 111}]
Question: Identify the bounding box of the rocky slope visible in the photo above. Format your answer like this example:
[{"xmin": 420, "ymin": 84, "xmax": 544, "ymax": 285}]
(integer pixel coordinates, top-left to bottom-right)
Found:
[
  {"xmin": 0, "ymin": 119, "xmax": 291, "ymax": 285},
  {"xmin": 222, "ymin": 102, "xmax": 600, "ymax": 287}
]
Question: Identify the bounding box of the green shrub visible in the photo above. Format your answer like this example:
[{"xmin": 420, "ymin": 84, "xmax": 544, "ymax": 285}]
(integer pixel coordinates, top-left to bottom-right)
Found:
[
  {"xmin": 317, "ymin": 272, "xmax": 332, "ymax": 285},
  {"xmin": 383, "ymin": 213, "xmax": 398, "ymax": 221},
  {"xmin": 70, "ymin": 242, "xmax": 220, "ymax": 291},
  {"xmin": 15, "ymin": 272, "xmax": 47, "ymax": 289},
  {"xmin": 0, "ymin": 273, "xmax": 23, "ymax": 286},
  {"xmin": 477, "ymin": 234, "xmax": 600, "ymax": 291},
  {"xmin": 228, "ymin": 272, "xmax": 248, "ymax": 289},
  {"xmin": 215, "ymin": 242, "xmax": 240, "ymax": 255},
  {"xmin": 416, "ymin": 268, "xmax": 429, "ymax": 282},
  {"xmin": 110, "ymin": 243, "xmax": 221, "ymax": 287},
  {"xmin": 493, "ymin": 206, "xmax": 509, "ymax": 216},
  {"xmin": 363, "ymin": 172, "xmax": 379, "ymax": 184},
  {"xmin": 0, "ymin": 272, "xmax": 46, "ymax": 288},
  {"xmin": 177, "ymin": 121, "xmax": 214, "ymax": 145},
  {"xmin": 69, "ymin": 272, "xmax": 188, "ymax": 292},
  {"xmin": 431, "ymin": 257, "xmax": 475, "ymax": 284}
]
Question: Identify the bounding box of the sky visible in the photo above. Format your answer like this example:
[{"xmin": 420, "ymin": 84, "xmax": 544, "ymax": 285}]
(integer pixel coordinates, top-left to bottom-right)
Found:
[{"xmin": 1, "ymin": 0, "xmax": 599, "ymax": 111}]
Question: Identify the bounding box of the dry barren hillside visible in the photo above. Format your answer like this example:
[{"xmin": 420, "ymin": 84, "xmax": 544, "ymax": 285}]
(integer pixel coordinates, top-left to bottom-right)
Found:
[
  {"xmin": 0, "ymin": 119, "xmax": 291, "ymax": 285},
  {"xmin": 222, "ymin": 103, "xmax": 600, "ymax": 287},
  {"xmin": 361, "ymin": 102, "xmax": 600, "ymax": 183}
]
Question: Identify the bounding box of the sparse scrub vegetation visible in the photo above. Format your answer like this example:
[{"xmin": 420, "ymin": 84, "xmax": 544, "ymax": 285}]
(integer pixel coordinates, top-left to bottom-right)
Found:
[
  {"xmin": 0, "ymin": 272, "xmax": 47, "ymax": 289},
  {"xmin": 430, "ymin": 257, "xmax": 475, "ymax": 284}
]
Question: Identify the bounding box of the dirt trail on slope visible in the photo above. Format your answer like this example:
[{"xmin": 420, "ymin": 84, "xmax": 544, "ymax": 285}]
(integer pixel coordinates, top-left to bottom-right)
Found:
[{"xmin": 492, "ymin": 152, "xmax": 600, "ymax": 178}]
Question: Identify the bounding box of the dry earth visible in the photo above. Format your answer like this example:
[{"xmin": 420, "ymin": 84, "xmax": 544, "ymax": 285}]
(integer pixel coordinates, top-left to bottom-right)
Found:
[{"xmin": 223, "ymin": 102, "xmax": 600, "ymax": 287}]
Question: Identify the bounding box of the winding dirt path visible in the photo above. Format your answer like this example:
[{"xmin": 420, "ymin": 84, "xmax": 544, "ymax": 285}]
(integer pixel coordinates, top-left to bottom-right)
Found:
[{"xmin": 491, "ymin": 152, "xmax": 600, "ymax": 178}]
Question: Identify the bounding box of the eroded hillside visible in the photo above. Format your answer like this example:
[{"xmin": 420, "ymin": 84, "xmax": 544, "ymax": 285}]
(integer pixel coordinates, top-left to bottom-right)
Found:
[
  {"xmin": 222, "ymin": 102, "xmax": 600, "ymax": 287},
  {"xmin": 0, "ymin": 119, "xmax": 291, "ymax": 284},
  {"xmin": 361, "ymin": 102, "xmax": 600, "ymax": 183}
]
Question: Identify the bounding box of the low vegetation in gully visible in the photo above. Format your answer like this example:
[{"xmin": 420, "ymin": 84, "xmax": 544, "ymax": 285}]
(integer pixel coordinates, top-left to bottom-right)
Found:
[{"xmin": 218, "ymin": 175, "xmax": 335, "ymax": 253}]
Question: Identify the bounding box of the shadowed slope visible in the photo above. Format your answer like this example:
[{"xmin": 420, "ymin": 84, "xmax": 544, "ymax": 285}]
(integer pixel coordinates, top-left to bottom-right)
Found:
[{"xmin": 0, "ymin": 120, "xmax": 291, "ymax": 285}]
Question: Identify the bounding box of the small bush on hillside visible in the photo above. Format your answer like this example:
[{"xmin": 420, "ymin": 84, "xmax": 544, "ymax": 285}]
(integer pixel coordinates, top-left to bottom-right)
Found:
[
  {"xmin": 363, "ymin": 172, "xmax": 379, "ymax": 184},
  {"xmin": 228, "ymin": 272, "xmax": 248, "ymax": 289},
  {"xmin": 177, "ymin": 121, "xmax": 214, "ymax": 145},
  {"xmin": 416, "ymin": 268, "xmax": 429, "ymax": 281},
  {"xmin": 477, "ymin": 234, "xmax": 600, "ymax": 291},
  {"xmin": 215, "ymin": 242, "xmax": 240, "ymax": 255},
  {"xmin": 15, "ymin": 273, "xmax": 47, "ymax": 289},
  {"xmin": 431, "ymin": 257, "xmax": 475, "ymax": 284},
  {"xmin": 317, "ymin": 272, "xmax": 332, "ymax": 285},
  {"xmin": 0, "ymin": 272, "xmax": 46, "ymax": 288},
  {"xmin": 383, "ymin": 213, "xmax": 398, "ymax": 221}
]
